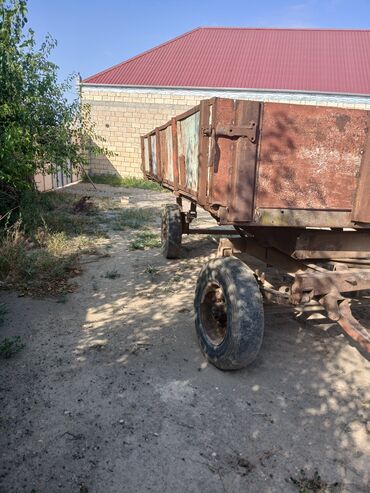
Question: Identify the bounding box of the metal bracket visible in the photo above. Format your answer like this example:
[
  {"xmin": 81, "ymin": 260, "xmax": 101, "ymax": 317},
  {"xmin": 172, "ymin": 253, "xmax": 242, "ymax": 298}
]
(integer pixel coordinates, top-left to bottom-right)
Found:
[{"xmin": 202, "ymin": 121, "xmax": 257, "ymax": 143}]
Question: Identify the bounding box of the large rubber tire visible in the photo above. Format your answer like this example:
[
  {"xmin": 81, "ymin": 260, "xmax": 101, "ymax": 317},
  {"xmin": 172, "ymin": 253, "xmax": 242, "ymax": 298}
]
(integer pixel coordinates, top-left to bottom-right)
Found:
[
  {"xmin": 194, "ymin": 256, "xmax": 264, "ymax": 370},
  {"xmin": 161, "ymin": 204, "xmax": 182, "ymax": 259}
]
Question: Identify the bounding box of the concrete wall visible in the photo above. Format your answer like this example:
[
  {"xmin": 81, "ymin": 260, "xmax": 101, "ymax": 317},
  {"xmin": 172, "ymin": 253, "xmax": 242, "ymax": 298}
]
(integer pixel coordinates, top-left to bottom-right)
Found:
[{"xmin": 81, "ymin": 85, "xmax": 370, "ymax": 177}]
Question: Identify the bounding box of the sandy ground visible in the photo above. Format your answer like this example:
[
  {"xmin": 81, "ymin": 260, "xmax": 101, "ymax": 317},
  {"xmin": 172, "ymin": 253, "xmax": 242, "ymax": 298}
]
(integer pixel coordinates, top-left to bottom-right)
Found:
[{"xmin": 0, "ymin": 183, "xmax": 369, "ymax": 493}]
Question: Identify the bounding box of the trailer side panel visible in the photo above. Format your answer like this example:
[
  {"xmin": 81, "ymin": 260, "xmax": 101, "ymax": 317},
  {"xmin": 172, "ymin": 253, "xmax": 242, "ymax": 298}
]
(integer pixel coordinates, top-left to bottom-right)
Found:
[{"xmin": 255, "ymin": 103, "xmax": 368, "ymax": 210}]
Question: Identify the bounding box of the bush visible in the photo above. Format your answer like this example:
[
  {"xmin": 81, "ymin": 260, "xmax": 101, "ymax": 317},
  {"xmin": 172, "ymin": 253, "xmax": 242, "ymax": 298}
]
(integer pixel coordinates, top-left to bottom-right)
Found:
[
  {"xmin": 0, "ymin": 192, "xmax": 104, "ymax": 296},
  {"xmin": 0, "ymin": 0, "xmax": 111, "ymax": 192}
]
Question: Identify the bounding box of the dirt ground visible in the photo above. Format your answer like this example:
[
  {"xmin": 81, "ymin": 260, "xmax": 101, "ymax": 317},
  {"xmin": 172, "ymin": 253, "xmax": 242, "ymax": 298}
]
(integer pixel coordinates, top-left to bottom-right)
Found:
[{"xmin": 1, "ymin": 183, "xmax": 369, "ymax": 493}]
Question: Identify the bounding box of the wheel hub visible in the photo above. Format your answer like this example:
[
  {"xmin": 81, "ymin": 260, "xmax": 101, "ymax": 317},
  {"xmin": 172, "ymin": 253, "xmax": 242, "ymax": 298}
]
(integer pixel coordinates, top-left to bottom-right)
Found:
[{"xmin": 200, "ymin": 282, "xmax": 227, "ymax": 346}]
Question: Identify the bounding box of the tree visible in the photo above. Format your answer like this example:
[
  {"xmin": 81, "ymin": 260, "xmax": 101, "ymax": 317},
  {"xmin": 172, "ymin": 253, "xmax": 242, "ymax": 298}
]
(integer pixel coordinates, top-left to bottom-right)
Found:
[{"xmin": 0, "ymin": 0, "xmax": 109, "ymax": 191}]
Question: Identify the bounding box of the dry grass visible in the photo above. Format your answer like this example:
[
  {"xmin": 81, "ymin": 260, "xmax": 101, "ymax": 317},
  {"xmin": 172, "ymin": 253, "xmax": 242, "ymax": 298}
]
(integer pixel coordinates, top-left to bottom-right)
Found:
[
  {"xmin": 112, "ymin": 208, "xmax": 155, "ymax": 230},
  {"xmin": 0, "ymin": 191, "xmax": 107, "ymax": 297}
]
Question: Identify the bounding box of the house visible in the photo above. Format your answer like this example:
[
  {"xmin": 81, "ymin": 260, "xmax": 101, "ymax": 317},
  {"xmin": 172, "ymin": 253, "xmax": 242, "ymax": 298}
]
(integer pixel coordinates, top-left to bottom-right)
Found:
[{"xmin": 80, "ymin": 27, "xmax": 370, "ymax": 177}]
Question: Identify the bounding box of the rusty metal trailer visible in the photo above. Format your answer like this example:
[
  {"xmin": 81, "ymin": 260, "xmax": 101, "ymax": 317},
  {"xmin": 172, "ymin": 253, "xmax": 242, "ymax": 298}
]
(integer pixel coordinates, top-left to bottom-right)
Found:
[{"xmin": 141, "ymin": 97, "xmax": 370, "ymax": 369}]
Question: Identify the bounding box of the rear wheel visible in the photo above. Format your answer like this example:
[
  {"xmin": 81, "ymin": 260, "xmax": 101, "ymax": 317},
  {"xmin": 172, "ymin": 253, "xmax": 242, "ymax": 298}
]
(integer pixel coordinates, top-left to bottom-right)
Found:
[
  {"xmin": 161, "ymin": 204, "xmax": 182, "ymax": 259},
  {"xmin": 194, "ymin": 256, "xmax": 264, "ymax": 370}
]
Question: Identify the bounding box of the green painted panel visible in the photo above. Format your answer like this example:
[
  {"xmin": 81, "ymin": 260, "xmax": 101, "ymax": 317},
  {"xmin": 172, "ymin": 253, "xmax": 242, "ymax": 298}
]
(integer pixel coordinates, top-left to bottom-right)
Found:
[{"xmin": 177, "ymin": 112, "xmax": 200, "ymax": 191}]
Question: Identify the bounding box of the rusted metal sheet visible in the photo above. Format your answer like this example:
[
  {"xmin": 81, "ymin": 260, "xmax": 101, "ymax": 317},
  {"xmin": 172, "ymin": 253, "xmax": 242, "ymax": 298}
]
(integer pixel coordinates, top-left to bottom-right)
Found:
[
  {"xmin": 142, "ymin": 97, "xmax": 370, "ymax": 228},
  {"xmin": 209, "ymin": 98, "xmax": 234, "ymax": 209},
  {"xmin": 292, "ymin": 230, "xmax": 370, "ymax": 259},
  {"xmin": 143, "ymin": 136, "xmax": 150, "ymax": 173},
  {"xmin": 172, "ymin": 117, "xmax": 179, "ymax": 192},
  {"xmin": 158, "ymin": 124, "xmax": 174, "ymax": 183},
  {"xmin": 201, "ymin": 98, "xmax": 261, "ymax": 222},
  {"xmin": 228, "ymin": 99, "xmax": 261, "ymax": 223},
  {"xmin": 256, "ymin": 103, "xmax": 368, "ymax": 210},
  {"xmin": 254, "ymin": 208, "xmax": 355, "ymax": 228},
  {"xmin": 198, "ymin": 99, "xmax": 211, "ymax": 206},
  {"xmin": 352, "ymin": 114, "xmax": 370, "ymax": 223}
]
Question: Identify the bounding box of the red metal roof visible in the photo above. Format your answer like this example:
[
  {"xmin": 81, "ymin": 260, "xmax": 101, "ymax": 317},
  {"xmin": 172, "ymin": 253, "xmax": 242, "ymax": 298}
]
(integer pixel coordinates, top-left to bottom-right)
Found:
[{"xmin": 83, "ymin": 27, "xmax": 370, "ymax": 95}]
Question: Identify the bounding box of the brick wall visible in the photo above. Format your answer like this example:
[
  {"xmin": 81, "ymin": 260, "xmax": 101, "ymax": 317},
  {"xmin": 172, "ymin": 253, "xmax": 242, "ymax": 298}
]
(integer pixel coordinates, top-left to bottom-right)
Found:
[
  {"xmin": 81, "ymin": 88, "xmax": 203, "ymax": 177},
  {"xmin": 81, "ymin": 86, "xmax": 370, "ymax": 177}
]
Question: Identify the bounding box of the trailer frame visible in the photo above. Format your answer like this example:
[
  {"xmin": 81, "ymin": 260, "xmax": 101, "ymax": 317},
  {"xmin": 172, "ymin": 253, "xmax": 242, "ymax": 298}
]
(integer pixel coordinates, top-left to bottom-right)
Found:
[{"xmin": 143, "ymin": 98, "xmax": 370, "ymax": 366}]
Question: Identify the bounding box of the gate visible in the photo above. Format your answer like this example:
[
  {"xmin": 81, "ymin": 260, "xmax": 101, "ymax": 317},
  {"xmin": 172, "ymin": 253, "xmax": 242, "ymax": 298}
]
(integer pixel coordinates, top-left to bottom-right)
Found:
[{"xmin": 35, "ymin": 162, "xmax": 80, "ymax": 192}]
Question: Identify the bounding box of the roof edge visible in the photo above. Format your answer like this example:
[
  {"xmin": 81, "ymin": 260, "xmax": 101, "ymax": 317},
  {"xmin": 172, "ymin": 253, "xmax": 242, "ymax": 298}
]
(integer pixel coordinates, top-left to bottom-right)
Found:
[
  {"xmin": 197, "ymin": 26, "xmax": 370, "ymax": 32},
  {"xmin": 79, "ymin": 82, "xmax": 370, "ymax": 98},
  {"xmin": 82, "ymin": 27, "xmax": 202, "ymax": 83}
]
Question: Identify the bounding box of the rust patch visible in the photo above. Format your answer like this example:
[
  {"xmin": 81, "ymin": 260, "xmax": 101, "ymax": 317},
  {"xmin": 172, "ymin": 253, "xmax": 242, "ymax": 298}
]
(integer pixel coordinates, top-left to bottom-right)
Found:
[
  {"xmin": 336, "ymin": 114, "xmax": 351, "ymax": 132},
  {"xmin": 210, "ymin": 98, "xmax": 235, "ymax": 207},
  {"xmin": 256, "ymin": 104, "xmax": 368, "ymax": 210}
]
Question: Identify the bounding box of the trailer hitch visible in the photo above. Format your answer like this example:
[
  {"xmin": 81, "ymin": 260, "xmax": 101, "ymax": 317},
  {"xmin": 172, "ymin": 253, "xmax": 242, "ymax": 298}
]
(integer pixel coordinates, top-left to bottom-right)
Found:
[{"xmin": 319, "ymin": 294, "xmax": 370, "ymax": 353}]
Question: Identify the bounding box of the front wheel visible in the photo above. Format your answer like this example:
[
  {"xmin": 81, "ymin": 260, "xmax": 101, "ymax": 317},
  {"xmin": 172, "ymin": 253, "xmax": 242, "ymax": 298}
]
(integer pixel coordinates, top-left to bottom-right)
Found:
[
  {"xmin": 194, "ymin": 257, "xmax": 264, "ymax": 370},
  {"xmin": 161, "ymin": 204, "xmax": 182, "ymax": 259}
]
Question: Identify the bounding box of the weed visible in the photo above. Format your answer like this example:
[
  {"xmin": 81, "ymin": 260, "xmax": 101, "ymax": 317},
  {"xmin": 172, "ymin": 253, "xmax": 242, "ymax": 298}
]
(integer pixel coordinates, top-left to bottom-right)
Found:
[
  {"xmin": 112, "ymin": 208, "xmax": 154, "ymax": 230},
  {"xmin": 291, "ymin": 470, "xmax": 340, "ymax": 493},
  {"xmin": 162, "ymin": 273, "xmax": 183, "ymax": 293},
  {"xmin": 129, "ymin": 231, "xmax": 161, "ymax": 250},
  {"xmin": 13, "ymin": 190, "xmax": 105, "ymax": 238},
  {"xmin": 0, "ymin": 222, "xmax": 80, "ymax": 296},
  {"xmin": 163, "ymin": 280, "xmax": 175, "ymax": 294},
  {"xmin": 0, "ymin": 303, "xmax": 7, "ymax": 325},
  {"xmin": 84, "ymin": 174, "xmax": 164, "ymax": 191},
  {"xmin": 0, "ymin": 191, "xmax": 106, "ymax": 297},
  {"xmin": 104, "ymin": 269, "xmax": 120, "ymax": 279},
  {"xmin": 0, "ymin": 336, "xmax": 25, "ymax": 358},
  {"xmin": 145, "ymin": 264, "xmax": 159, "ymax": 275}
]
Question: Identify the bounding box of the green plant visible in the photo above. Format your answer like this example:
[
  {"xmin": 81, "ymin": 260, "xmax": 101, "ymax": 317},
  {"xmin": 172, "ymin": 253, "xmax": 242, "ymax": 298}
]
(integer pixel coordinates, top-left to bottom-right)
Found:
[
  {"xmin": 112, "ymin": 208, "xmax": 154, "ymax": 230},
  {"xmin": 291, "ymin": 470, "xmax": 339, "ymax": 493},
  {"xmin": 0, "ymin": 303, "xmax": 7, "ymax": 325},
  {"xmin": 104, "ymin": 269, "xmax": 120, "ymax": 279},
  {"xmin": 16, "ymin": 190, "xmax": 103, "ymax": 237},
  {"xmin": 145, "ymin": 264, "xmax": 159, "ymax": 275},
  {"xmin": 163, "ymin": 280, "xmax": 175, "ymax": 294},
  {"xmin": 84, "ymin": 174, "xmax": 164, "ymax": 191},
  {"xmin": 0, "ymin": 189, "xmax": 108, "ymax": 296},
  {"xmin": 0, "ymin": 336, "xmax": 25, "ymax": 358},
  {"xmin": 0, "ymin": 0, "xmax": 112, "ymax": 194},
  {"xmin": 129, "ymin": 231, "xmax": 161, "ymax": 250},
  {"xmin": 162, "ymin": 274, "xmax": 182, "ymax": 293}
]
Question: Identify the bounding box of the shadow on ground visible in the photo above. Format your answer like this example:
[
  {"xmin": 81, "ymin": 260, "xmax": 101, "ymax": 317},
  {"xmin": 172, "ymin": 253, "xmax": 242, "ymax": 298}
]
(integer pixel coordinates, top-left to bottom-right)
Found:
[{"xmin": 0, "ymin": 184, "xmax": 369, "ymax": 493}]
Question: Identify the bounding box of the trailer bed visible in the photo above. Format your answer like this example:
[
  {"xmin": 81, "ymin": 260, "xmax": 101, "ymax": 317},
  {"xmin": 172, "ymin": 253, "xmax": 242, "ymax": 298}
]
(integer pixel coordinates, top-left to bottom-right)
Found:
[{"xmin": 142, "ymin": 98, "xmax": 370, "ymax": 228}]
